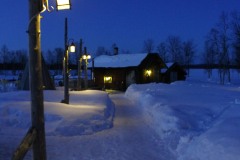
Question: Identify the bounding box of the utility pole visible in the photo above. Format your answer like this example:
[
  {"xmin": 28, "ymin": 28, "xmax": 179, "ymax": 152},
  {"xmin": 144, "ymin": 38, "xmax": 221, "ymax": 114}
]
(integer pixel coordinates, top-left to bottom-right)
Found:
[{"xmin": 28, "ymin": 0, "xmax": 46, "ymax": 159}]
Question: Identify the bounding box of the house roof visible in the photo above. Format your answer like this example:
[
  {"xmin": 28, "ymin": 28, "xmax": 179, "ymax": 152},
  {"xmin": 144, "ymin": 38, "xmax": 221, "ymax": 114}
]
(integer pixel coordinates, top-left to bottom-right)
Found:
[
  {"xmin": 89, "ymin": 53, "xmax": 148, "ymax": 68},
  {"xmin": 161, "ymin": 62, "xmax": 175, "ymax": 73},
  {"xmin": 161, "ymin": 62, "xmax": 187, "ymax": 75},
  {"xmin": 165, "ymin": 62, "xmax": 174, "ymax": 68}
]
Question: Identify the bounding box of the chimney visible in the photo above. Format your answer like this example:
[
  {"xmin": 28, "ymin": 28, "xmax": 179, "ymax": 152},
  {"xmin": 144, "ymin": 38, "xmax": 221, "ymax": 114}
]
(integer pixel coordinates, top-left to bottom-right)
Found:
[{"xmin": 114, "ymin": 47, "xmax": 118, "ymax": 55}]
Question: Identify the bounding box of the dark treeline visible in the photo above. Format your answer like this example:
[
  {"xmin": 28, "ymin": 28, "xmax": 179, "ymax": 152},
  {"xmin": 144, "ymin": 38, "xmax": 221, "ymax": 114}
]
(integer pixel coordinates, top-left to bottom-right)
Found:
[
  {"xmin": 202, "ymin": 11, "xmax": 240, "ymax": 84},
  {"xmin": 141, "ymin": 11, "xmax": 240, "ymax": 84},
  {"xmin": 0, "ymin": 45, "xmax": 28, "ymax": 75},
  {"xmin": 182, "ymin": 64, "xmax": 239, "ymax": 69},
  {"xmin": 0, "ymin": 11, "xmax": 240, "ymax": 84},
  {"xmin": 0, "ymin": 63, "xmax": 25, "ymax": 70}
]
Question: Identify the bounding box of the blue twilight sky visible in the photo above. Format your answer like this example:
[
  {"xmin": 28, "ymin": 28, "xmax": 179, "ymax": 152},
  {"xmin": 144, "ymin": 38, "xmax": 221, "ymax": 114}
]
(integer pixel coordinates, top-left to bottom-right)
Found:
[{"xmin": 0, "ymin": 0, "xmax": 239, "ymax": 55}]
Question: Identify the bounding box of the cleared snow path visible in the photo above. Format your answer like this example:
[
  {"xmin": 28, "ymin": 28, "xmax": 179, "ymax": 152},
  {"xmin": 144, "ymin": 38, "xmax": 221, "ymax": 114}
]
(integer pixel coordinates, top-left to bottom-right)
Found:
[
  {"xmin": 39, "ymin": 93, "xmax": 174, "ymax": 160},
  {"xmin": 106, "ymin": 93, "xmax": 175, "ymax": 160}
]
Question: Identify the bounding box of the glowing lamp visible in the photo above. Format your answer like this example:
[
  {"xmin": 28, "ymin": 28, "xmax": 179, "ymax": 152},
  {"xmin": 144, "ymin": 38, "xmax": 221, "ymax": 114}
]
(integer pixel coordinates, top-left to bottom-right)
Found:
[
  {"xmin": 104, "ymin": 76, "xmax": 112, "ymax": 83},
  {"xmin": 146, "ymin": 70, "xmax": 152, "ymax": 77},
  {"xmin": 82, "ymin": 54, "xmax": 91, "ymax": 60},
  {"xmin": 56, "ymin": 0, "xmax": 71, "ymax": 10},
  {"xmin": 68, "ymin": 42, "xmax": 76, "ymax": 53}
]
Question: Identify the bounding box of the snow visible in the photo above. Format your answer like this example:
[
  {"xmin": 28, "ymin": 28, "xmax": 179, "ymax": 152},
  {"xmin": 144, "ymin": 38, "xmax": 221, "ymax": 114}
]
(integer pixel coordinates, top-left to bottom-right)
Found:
[
  {"xmin": 88, "ymin": 53, "xmax": 148, "ymax": 68},
  {"xmin": 125, "ymin": 70, "xmax": 240, "ymax": 160},
  {"xmin": 165, "ymin": 62, "xmax": 174, "ymax": 68},
  {"xmin": 1, "ymin": 69, "xmax": 240, "ymax": 160}
]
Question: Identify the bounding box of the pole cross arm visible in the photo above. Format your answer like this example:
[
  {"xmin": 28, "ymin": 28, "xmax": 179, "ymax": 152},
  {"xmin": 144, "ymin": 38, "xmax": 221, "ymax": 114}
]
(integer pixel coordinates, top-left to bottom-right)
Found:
[{"xmin": 12, "ymin": 127, "xmax": 37, "ymax": 160}]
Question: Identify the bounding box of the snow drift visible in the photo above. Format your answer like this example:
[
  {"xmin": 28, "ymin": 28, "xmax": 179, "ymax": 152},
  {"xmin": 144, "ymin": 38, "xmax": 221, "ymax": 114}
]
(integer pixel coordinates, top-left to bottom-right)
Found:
[
  {"xmin": 125, "ymin": 81, "xmax": 240, "ymax": 160},
  {"xmin": 0, "ymin": 89, "xmax": 115, "ymax": 137}
]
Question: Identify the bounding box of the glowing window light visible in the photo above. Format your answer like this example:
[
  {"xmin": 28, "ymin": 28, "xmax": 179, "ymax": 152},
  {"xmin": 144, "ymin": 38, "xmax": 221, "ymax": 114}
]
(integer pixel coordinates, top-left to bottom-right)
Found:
[
  {"xmin": 104, "ymin": 76, "xmax": 112, "ymax": 83},
  {"xmin": 145, "ymin": 70, "xmax": 152, "ymax": 77}
]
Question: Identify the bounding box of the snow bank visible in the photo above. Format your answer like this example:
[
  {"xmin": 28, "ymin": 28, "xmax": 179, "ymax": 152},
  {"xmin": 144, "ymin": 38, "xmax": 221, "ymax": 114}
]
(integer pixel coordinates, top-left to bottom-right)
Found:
[
  {"xmin": 125, "ymin": 83, "xmax": 179, "ymax": 136},
  {"xmin": 125, "ymin": 81, "xmax": 240, "ymax": 159},
  {"xmin": 0, "ymin": 89, "xmax": 115, "ymax": 137}
]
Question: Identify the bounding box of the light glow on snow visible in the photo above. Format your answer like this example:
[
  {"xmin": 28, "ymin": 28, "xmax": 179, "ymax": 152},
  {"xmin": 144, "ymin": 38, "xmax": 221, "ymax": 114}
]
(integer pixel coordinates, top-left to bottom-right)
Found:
[{"xmin": 1, "ymin": 69, "xmax": 240, "ymax": 159}]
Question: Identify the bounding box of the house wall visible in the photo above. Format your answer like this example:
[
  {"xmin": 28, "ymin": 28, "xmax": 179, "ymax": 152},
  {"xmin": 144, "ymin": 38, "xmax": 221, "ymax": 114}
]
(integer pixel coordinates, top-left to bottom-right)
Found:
[
  {"xmin": 94, "ymin": 68, "xmax": 127, "ymax": 90},
  {"xmin": 138, "ymin": 54, "xmax": 165, "ymax": 83},
  {"xmin": 92, "ymin": 53, "xmax": 166, "ymax": 90},
  {"xmin": 162, "ymin": 64, "xmax": 186, "ymax": 83}
]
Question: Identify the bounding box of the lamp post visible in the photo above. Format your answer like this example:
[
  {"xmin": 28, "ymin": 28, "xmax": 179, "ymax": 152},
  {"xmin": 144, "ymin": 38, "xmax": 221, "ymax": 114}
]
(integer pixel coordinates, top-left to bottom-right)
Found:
[
  {"xmin": 82, "ymin": 48, "xmax": 91, "ymax": 89},
  {"xmin": 27, "ymin": 0, "xmax": 72, "ymax": 159},
  {"xmin": 77, "ymin": 39, "xmax": 83, "ymax": 91},
  {"xmin": 62, "ymin": 18, "xmax": 76, "ymax": 104}
]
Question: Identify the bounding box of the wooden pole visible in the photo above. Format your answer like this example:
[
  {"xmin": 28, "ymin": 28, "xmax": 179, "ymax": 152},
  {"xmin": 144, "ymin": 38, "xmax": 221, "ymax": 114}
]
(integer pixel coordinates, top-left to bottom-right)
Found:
[
  {"xmin": 77, "ymin": 39, "xmax": 83, "ymax": 90},
  {"xmin": 84, "ymin": 47, "xmax": 88, "ymax": 89},
  {"xmin": 28, "ymin": 0, "xmax": 46, "ymax": 159},
  {"xmin": 63, "ymin": 17, "xmax": 69, "ymax": 104}
]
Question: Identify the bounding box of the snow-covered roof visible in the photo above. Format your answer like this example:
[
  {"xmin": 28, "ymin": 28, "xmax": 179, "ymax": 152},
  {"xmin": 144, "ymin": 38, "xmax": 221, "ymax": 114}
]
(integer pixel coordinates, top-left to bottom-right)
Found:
[
  {"xmin": 89, "ymin": 53, "xmax": 148, "ymax": 68},
  {"xmin": 165, "ymin": 62, "xmax": 174, "ymax": 68},
  {"xmin": 161, "ymin": 62, "xmax": 174, "ymax": 73}
]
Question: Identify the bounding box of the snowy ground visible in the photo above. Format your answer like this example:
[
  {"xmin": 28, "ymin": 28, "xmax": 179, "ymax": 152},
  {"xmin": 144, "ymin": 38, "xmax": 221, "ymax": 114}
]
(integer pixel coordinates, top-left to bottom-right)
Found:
[
  {"xmin": 125, "ymin": 80, "xmax": 240, "ymax": 160},
  {"xmin": 0, "ymin": 69, "xmax": 240, "ymax": 160},
  {"xmin": 0, "ymin": 89, "xmax": 115, "ymax": 159}
]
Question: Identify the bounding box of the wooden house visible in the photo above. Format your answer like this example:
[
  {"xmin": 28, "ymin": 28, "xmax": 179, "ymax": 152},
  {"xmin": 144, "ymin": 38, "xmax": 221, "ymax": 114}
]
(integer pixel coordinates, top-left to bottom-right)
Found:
[
  {"xmin": 88, "ymin": 53, "xmax": 166, "ymax": 90},
  {"xmin": 160, "ymin": 62, "xmax": 187, "ymax": 83}
]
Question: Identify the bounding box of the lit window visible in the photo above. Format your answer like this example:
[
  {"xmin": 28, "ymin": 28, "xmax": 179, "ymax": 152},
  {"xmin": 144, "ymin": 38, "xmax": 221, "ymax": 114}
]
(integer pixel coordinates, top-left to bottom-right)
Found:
[
  {"xmin": 145, "ymin": 70, "xmax": 152, "ymax": 77},
  {"xmin": 104, "ymin": 76, "xmax": 112, "ymax": 83}
]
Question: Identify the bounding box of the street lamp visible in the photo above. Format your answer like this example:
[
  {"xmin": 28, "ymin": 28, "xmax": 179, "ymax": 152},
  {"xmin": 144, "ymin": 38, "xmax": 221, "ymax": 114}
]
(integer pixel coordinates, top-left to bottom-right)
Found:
[
  {"xmin": 62, "ymin": 37, "xmax": 76, "ymax": 104},
  {"xmin": 69, "ymin": 42, "xmax": 76, "ymax": 52},
  {"xmin": 19, "ymin": 1, "xmax": 73, "ymax": 159},
  {"xmin": 56, "ymin": 0, "xmax": 72, "ymax": 10},
  {"xmin": 82, "ymin": 48, "xmax": 91, "ymax": 89},
  {"xmin": 77, "ymin": 39, "xmax": 83, "ymax": 91},
  {"xmin": 82, "ymin": 54, "xmax": 91, "ymax": 60}
]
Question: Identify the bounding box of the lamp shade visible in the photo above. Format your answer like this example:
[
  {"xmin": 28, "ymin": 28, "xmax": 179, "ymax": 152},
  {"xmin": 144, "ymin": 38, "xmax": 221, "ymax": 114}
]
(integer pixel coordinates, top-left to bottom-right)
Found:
[
  {"xmin": 82, "ymin": 54, "xmax": 91, "ymax": 60},
  {"xmin": 69, "ymin": 42, "xmax": 76, "ymax": 53},
  {"xmin": 56, "ymin": 0, "xmax": 71, "ymax": 10}
]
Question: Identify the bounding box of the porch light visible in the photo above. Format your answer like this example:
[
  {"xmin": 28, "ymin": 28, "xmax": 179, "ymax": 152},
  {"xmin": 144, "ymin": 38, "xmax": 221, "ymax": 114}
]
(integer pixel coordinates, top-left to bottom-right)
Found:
[
  {"xmin": 104, "ymin": 76, "xmax": 112, "ymax": 83},
  {"xmin": 56, "ymin": 0, "xmax": 71, "ymax": 10},
  {"xmin": 146, "ymin": 70, "xmax": 152, "ymax": 77}
]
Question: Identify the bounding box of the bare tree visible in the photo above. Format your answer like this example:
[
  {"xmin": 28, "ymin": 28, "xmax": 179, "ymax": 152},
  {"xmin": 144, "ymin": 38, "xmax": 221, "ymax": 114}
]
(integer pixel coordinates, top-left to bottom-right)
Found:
[
  {"xmin": 217, "ymin": 12, "xmax": 231, "ymax": 84},
  {"xmin": 231, "ymin": 11, "xmax": 240, "ymax": 71},
  {"xmin": 46, "ymin": 49, "xmax": 55, "ymax": 64},
  {"xmin": 0, "ymin": 45, "xmax": 10, "ymax": 75},
  {"xmin": 0, "ymin": 45, "xmax": 10, "ymax": 63},
  {"xmin": 203, "ymin": 39, "xmax": 217, "ymax": 79},
  {"xmin": 16, "ymin": 50, "xmax": 28, "ymax": 65},
  {"xmin": 203, "ymin": 28, "xmax": 220, "ymax": 79},
  {"xmin": 156, "ymin": 42, "xmax": 169, "ymax": 62},
  {"xmin": 182, "ymin": 40, "xmax": 196, "ymax": 75},
  {"xmin": 54, "ymin": 48, "xmax": 64, "ymax": 75},
  {"xmin": 166, "ymin": 36, "xmax": 183, "ymax": 64},
  {"xmin": 9, "ymin": 50, "xmax": 27, "ymax": 75},
  {"xmin": 143, "ymin": 39, "xmax": 155, "ymax": 53}
]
